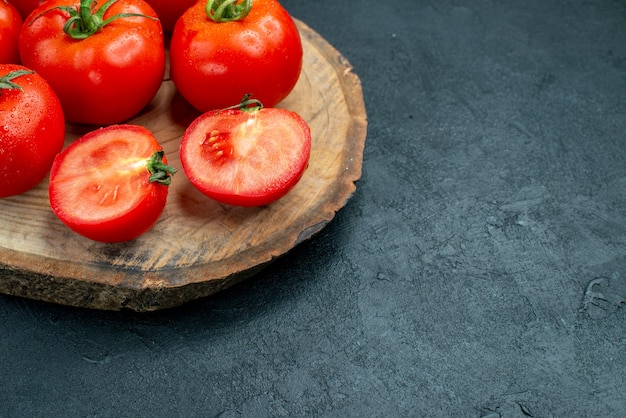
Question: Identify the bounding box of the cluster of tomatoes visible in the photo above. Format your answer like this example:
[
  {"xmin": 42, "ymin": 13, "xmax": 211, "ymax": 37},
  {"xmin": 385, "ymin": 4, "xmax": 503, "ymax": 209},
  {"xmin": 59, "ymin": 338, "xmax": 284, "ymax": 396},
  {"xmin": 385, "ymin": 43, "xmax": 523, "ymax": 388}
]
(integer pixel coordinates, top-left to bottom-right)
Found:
[{"xmin": 0, "ymin": 0, "xmax": 311, "ymax": 243}]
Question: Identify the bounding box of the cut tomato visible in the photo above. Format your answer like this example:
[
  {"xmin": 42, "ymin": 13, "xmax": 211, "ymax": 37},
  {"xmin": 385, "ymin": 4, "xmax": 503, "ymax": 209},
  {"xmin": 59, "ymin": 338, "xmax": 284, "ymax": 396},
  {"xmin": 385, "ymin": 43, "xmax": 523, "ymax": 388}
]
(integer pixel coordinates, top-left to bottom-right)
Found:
[
  {"xmin": 49, "ymin": 125, "xmax": 176, "ymax": 243},
  {"xmin": 180, "ymin": 103, "xmax": 311, "ymax": 207}
]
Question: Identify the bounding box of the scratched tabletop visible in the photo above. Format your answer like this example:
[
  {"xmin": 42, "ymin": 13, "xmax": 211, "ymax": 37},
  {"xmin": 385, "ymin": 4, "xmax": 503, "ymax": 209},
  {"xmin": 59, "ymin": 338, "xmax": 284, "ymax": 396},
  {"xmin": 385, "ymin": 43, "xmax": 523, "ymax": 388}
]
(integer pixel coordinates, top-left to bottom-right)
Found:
[{"xmin": 1, "ymin": 0, "xmax": 625, "ymax": 416}]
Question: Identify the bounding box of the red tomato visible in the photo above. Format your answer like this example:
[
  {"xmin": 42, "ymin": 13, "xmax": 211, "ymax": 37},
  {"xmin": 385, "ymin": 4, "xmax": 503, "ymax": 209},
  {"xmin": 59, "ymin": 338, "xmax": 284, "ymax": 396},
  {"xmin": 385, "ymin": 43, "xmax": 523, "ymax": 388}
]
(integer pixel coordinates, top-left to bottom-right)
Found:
[
  {"xmin": 179, "ymin": 100, "xmax": 311, "ymax": 207},
  {"xmin": 0, "ymin": 64, "xmax": 65, "ymax": 198},
  {"xmin": 49, "ymin": 124, "xmax": 176, "ymax": 243},
  {"xmin": 0, "ymin": 0, "xmax": 22, "ymax": 63},
  {"xmin": 8, "ymin": 0, "xmax": 42, "ymax": 19},
  {"xmin": 170, "ymin": 0, "xmax": 303, "ymax": 113},
  {"xmin": 143, "ymin": 0, "xmax": 195, "ymax": 33},
  {"xmin": 19, "ymin": 0, "xmax": 165, "ymax": 125}
]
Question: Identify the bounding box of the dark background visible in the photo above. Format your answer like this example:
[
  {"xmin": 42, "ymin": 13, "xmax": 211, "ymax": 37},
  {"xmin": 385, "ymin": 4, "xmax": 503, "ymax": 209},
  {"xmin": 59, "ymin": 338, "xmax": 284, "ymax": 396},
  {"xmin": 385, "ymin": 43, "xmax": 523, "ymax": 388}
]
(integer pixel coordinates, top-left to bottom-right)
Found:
[{"xmin": 2, "ymin": 0, "xmax": 625, "ymax": 416}]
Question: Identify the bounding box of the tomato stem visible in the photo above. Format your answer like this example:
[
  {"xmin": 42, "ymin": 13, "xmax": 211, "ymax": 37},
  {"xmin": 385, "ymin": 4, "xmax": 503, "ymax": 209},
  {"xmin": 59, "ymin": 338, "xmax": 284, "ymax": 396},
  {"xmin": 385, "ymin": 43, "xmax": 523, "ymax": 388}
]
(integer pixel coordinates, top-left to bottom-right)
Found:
[
  {"xmin": 147, "ymin": 151, "xmax": 177, "ymax": 186},
  {"xmin": 30, "ymin": 0, "xmax": 159, "ymax": 40},
  {"xmin": 206, "ymin": 0, "xmax": 252, "ymax": 23},
  {"xmin": 0, "ymin": 70, "xmax": 35, "ymax": 92},
  {"xmin": 220, "ymin": 94, "xmax": 263, "ymax": 113}
]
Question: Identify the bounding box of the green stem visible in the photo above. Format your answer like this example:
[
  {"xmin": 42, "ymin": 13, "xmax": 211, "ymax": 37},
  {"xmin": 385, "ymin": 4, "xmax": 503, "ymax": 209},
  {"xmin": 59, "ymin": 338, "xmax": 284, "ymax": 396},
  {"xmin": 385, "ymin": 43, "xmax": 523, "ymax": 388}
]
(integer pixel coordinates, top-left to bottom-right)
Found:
[
  {"xmin": 206, "ymin": 0, "xmax": 252, "ymax": 23},
  {"xmin": 30, "ymin": 0, "xmax": 158, "ymax": 40},
  {"xmin": 147, "ymin": 151, "xmax": 177, "ymax": 186},
  {"xmin": 0, "ymin": 70, "xmax": 35, "ymax": 92},
  {"xmin": 221, "ymin": 94, "xmax": 264, "ymax": 113}
]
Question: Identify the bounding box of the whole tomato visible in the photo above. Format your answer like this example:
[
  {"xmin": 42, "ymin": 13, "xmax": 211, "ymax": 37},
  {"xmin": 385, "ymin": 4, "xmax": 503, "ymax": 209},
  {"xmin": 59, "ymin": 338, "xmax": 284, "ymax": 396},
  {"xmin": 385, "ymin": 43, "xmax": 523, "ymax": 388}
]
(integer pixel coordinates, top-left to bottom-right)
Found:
[
  {"xmin": 0, "ymin": 64, "xmax": 65, "ymax": 198},
  {"xmin": 0, "ymin": 0, "xmax": 22, "ymax": 63},
  {"xmin": 19, "ymin": 0, "xmax": 165, "ymax": 125},
  {"xmin": 170, "ymin": 0, "xmax": 303, "ymax": 113},
  {"xmin": 143, "ymin": 0, "xmax": 195, "ymax": 33}
]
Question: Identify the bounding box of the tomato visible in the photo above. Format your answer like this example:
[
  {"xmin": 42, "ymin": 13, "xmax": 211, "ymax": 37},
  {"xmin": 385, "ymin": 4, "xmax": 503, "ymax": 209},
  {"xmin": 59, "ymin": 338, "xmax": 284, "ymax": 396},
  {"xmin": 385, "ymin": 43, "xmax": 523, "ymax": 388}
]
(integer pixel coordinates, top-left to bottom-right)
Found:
[
  {"xmin": 49, "ymin": 124, "xmax": 176, "ymax": 243},
  {"xmin": 0, "ymin": 0, "xmax": 22, "ymax": 64},
  {"xmin": 0, "ymin": 64, "xmax": 65, "ymax": 198},
  {"xmin": 143, "ymin": 0, "xmax": 195, "ymax": 33},
  {"xmin": 8, "ymin": 0, "xmax": 42, "ymax": 20},
  {"xmin": 179, "ymin": 99, "xmax": 311, "ymax": 207},
  {"xmin": 170, "ymin": 0, "xmax": 303, "ymax": 113},
  {"xmin": 19, "ymin": 0, "xmax": 165, "ymax": 125}
]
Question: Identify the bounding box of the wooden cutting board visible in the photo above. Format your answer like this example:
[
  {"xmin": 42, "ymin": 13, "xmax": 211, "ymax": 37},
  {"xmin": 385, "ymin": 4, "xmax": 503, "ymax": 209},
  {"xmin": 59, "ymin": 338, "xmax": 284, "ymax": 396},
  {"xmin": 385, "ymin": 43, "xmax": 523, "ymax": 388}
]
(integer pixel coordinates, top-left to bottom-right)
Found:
[{"xmin": 0, "ymin": 20, "xmax": 367, "ymax": 311}]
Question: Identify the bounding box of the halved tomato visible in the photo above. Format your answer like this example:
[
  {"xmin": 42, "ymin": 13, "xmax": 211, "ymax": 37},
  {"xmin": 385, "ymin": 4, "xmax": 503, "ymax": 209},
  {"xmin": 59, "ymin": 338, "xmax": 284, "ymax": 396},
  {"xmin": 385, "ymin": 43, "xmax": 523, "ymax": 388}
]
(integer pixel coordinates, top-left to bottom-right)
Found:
[
  {"xmin": 180, "ymin": 101, "xmax": 311, "ymax": 207},
  {"xmin": 49, "ymin": 124, "xmax": 176, "ymax": 242}
]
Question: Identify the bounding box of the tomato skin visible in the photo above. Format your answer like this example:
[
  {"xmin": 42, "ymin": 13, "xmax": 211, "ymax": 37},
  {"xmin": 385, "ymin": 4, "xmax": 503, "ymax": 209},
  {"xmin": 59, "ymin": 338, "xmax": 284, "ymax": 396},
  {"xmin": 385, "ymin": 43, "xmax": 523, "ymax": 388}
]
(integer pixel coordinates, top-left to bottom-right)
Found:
[
  {"xmin": 8, "ymin": 0, "xmax": 42, "ymax": 20},
  {"xmin": 0, "ymin": 0, "xmax": 22, "ymax": 64},
  {"xmin": 143, "ymin": 0, "xmax": 195, "ymax": 33},
  {"xmin": 19, "ymin": 0, "xmax": 165, "ymax": 125},
  {"xmin": 49, "ymin": 125, "xmax": 172, "ymax": 243},
  {"xmin": 0, "ymin": 64, "xmax": 65, "ymax": 198},
  {"xmin": 180, "ymin": 106, "xmax": 311, "ymax": 207},
  {"xmin": 170, "ymin": 0, "xmax": 303, "ymax": 113}
]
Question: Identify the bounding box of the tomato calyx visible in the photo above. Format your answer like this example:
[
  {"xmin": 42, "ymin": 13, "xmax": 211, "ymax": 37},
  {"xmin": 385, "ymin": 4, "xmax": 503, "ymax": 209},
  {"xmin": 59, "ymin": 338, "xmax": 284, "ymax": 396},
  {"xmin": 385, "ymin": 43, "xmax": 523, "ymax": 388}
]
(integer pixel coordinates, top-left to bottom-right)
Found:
[
  {"xmin": 30, "ymin": 0, "xmax": 159, "ymax": 40},
  {"xmin": 0, "ymin": 70, "xmax": 34, "ymax": 92},
  {"xmin": 147, "ymin": 150, "xmax": 177, "ymax": 186},
  {"xmin": 221, "ymin": 94, "xmax": 263, "ymax": 113},
  {"xmin": 206, "ymin": 0, "xmax": 252, "ymax": 23}
]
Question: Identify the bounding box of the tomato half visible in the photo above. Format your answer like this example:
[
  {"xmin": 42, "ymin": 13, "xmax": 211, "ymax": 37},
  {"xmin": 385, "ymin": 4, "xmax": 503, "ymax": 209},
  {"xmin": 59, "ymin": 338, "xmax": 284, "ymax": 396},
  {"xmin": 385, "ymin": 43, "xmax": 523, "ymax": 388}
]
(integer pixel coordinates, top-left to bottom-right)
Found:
[
  {"xmin": 180, "ymin": 102, "xmax": 311, "ymax": 207},
  {"xmin": 19, "ymin": 0, "xmax": 165, "ymax": 125},
  {"xmin": 0, "ymin": 0, "xmax": 22, "ymax": 64},
  {"xmin": 170, "ymin": 0, "xmax": 303, "ymax": 113},
  {"xmin": 49, "ymin": 125, "xmax": 176, "ymax": 242},
  {"xmin": 0, "ymin": 64, "xmax": 65, "ymax": 198}
]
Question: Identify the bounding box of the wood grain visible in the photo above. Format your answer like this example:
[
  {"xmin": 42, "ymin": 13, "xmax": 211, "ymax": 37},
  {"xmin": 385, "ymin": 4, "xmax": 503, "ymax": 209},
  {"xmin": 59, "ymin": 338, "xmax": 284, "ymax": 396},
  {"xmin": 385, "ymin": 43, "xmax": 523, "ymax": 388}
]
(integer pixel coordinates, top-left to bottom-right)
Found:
[{"xmin": 0, "ymin": 20, "xmax": 367, "ymax": 311}]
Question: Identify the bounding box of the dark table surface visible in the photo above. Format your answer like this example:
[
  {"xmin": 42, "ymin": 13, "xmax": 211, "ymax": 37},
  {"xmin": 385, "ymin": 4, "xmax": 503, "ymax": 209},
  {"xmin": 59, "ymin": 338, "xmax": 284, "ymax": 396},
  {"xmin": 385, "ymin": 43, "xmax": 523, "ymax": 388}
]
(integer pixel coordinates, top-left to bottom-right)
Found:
[{"xmin": 2, "ymin": 0, "xmax": 625, "ymax": 416}]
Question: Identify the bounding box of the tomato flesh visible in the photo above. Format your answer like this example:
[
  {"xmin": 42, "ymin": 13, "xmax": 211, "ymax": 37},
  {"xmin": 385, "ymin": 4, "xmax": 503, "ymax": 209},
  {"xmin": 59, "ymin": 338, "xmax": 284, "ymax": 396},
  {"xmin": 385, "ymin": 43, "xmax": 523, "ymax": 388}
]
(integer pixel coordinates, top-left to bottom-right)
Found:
[
  {"xmin": 49, "ymin": 125, "xmax": 171, "ymax": 242},
  {"xmin": 180, "ymin": 108, "xmax": 311, "ymax": 207}
]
